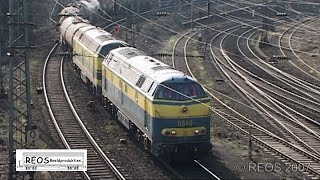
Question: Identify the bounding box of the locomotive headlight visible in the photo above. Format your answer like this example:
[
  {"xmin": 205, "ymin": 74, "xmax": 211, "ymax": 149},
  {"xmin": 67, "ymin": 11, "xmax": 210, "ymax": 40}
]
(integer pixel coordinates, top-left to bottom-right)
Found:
[
  {"xmin": 200, "ymin": 128, "xmax": 206, "ymax": 135},
  {"xmin": 180, "ymin": 105, "xmax": 188, "ymax": 113},
  {"xmin": 164, "ymin": 130, "xmax": 170, "ymax": 136},
  {"xmin": 162, "ymin": 129, "xmax": 175, "ymax": 136},
  {"xmin": 194, "ymin": 128, "xmax": 206, "ymax": 135}
]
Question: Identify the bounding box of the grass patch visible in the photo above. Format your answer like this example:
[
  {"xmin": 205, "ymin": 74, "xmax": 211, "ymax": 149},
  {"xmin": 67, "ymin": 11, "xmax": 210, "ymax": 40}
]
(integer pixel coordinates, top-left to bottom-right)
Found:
[
  {"xmin": 188, "ymin": 40, "xmax": 215, "ymax": 87},
  {"xmin": 162, "ymin": 34, "xmax": 181, "ymax": 53},
  {"xmin": 158, "ymin": 34, "xmax": 182, "ymax": 65},
  {"xmin": 104, "ymin": 123, "xmax": 119, "ymax": 132}
]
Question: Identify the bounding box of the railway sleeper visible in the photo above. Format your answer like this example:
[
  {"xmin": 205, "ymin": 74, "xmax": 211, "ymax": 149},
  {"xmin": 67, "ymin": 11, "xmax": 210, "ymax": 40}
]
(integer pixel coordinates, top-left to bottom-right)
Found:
[
  {"xmin": 67, "ymin": 140, "xmax": 88, "ymax": 144},
  {"xmin": 87, "ymin": 157, "xmax": 104, "ymax": 162},
  {"xmin": 60, "ymin": 123, "xmax": 80, "ymax": 127},
  {"xmin": 88, "ymin": 171, "xmax": 113, "ymax": 177},
  {"xmin": 65, "ymin": 135, "xmax": 88, "ymax": 139},
  {"xmin": 88, "ymin": 170, "xmax": 114, "ymax": 176},
  {"xmin": 71, "ymin": 145, "xmax": 92, "ymax": 149},
  {"xmin": 87, "ymin": 166, "xmax": 111, "ymax": 170},
  {"xmin": 88, "ymin": 170, "xmax": 114, "ymax": 175},
  {"xmin": 64, "ymin": 130, "xmax": 83, "ymax": 133},
  {"xmin": 66, "ymin": 136, "xmax": 88, "ymax": 140},
  {"xmin": 87, "ymin": 162, "xmax": 108, "ymax": 167},
  {"xmin": 89, "ymin": 175, "xmax": 115, "ymax": 179},
  {"xmin": 87, "ymin": 160, "xmax": 108, "ymax": 164},
  {"xmin": 87, "ymin": 155, "xmax": 101, "ymax": 159}
]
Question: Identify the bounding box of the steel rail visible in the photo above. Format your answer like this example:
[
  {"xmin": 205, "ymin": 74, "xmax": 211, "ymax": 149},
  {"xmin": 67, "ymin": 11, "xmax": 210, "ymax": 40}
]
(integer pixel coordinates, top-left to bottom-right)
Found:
[{"xmin": 43, "ymin": 43, "xmax": 126, "ymax": 180}]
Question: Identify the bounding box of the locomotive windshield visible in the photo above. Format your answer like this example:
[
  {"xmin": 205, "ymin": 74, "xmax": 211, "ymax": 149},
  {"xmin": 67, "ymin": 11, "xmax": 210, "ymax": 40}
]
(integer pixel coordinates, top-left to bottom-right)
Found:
[
  {"xmin": 154, "ymin": 82, "xmax": 206, "ymax": 100},
  {"xmin": 100, "ymin": 42, "xmax": 127, "ymax": 56}
]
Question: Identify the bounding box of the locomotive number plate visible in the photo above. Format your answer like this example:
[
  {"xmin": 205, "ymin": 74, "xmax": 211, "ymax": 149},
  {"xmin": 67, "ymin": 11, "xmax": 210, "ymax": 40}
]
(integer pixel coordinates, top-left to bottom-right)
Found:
[{"xmin": 178, "ymin": 120, "xmax": 193, "ymax": 127}]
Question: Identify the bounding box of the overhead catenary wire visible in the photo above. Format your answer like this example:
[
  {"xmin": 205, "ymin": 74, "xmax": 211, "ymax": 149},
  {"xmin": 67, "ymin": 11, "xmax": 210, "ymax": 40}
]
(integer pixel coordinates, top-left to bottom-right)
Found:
[
  {"xmin": 205, "ymin": 0, "xmax": 320, "ymax": 82},
  {"xmin": 97, "ymin": 2, "xmax": 320, "ymax": 122},
  {"xmin": 110, "ymin": 0, "xmax": 320, "ymax": 58},
  {"xmin": 50, "ymin": 0, "xmax": 320, "ymax": 112},
  {"xmin": 219, "ymin": 0, "xmax": 320, "ymax": 33},
  {"xmin": 49, "ymin": 0, "xmax": 320, "ymax": 88},
  {"xmin": 109, "ymin": 0, "xmax": 320, "ymax": 109},
  {"xmin": 194, "ymin": 0, "xmax": 320, "ymax": 46},
  {"xmin": 51, "ymin": 0, "xmax": 319, "ymax": 64},
  {"xmin": 47, "ymin": 5, "xmax": 320, "ymax": 164},
  {"xmin": 49, "ymin": 0, "xmax": 230, "ymax": 113}
]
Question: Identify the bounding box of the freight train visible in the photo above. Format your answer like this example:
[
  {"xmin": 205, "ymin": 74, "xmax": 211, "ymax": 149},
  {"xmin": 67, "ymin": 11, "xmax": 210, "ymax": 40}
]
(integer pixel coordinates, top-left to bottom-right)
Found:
[{"xmin": 58, "ymin": 0, "xmax": 212, "ymax": 160}]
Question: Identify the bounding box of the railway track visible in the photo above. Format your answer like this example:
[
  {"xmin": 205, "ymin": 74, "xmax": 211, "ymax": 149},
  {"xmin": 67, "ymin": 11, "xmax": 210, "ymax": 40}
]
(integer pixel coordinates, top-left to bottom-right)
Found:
[
  {"xmin": 163, "ymin": 28, "xmax": 222, "ymax": 180},
  {"xmin": 279, "ymin": 17, "xmax": 320, "ymax": 82},
  {"xmin": 221, "ymin": 21, "xmax": 318, "ymax": 174},
  {"xmin": 172, "ymin": 160, "xmax": 221, "ymax": 180},
  {"xmin": 217, "ymin": 29, "xmax": 320, "ymax": 178},
  {"xmin": 172, "ymin": 22, "xmax": 320, "ymax": 178},
  {"xmin": 246, "ymin": 33, "xmax": 320, "ymax": 122},
  {"xmin": 176, "ymin": 1, "xmax": 319, "ymax": 179},
  {"xmin": 244, "ymin": 29, "xmax": 320, "ymax": 110},
  {"xmin": 172, "ymin": 31, "xmax": 196, "ymax": 76},
  {"xmin": 237, "ymin": 28, "xmax": 320, "ymax": 145},
  {"xmin": 206, "ymin": 20, "xmax": 317, "ymax": 143},
  {"xmin": 245, "ymin": 30, "xmax": 320, "ymax": 134},
  {"xmin": 43, "ymin": 43, "xmax": 129, "ymax": 180}
]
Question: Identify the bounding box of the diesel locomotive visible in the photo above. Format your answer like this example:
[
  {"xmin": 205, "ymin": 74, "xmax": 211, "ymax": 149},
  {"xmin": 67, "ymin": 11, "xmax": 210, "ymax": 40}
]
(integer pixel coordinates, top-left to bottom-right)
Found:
[{"xmin": 58, "ymin": 0, "xmax": 212, "ymax": 159}]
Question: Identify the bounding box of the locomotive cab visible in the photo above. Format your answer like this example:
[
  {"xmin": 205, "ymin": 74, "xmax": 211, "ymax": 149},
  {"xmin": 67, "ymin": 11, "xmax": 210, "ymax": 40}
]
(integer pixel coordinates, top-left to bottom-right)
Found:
[{"xmin": 152, "ymin": 77, "xmax": 212, "ymax": 160}]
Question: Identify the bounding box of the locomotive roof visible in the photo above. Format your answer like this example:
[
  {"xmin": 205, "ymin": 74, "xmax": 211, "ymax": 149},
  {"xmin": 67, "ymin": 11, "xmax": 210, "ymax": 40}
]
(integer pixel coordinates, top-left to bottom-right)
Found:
[
  {"xmin": 108, "ymin": 47, "xmax": 192, "ymax": 84},
  {"xmin": 59, "ymin": 6, "xmax": 81, "ymax": 17},
  {"xmin": 84, "ymin": 28, "xmax": 112, "ymax": 41}
]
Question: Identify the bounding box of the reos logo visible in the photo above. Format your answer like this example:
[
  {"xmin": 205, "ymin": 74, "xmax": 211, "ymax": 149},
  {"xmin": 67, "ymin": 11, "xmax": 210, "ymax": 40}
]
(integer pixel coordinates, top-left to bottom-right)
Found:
[{"xmin": 25, "ymin": 157, "xmax": 49, "ymax": 164}]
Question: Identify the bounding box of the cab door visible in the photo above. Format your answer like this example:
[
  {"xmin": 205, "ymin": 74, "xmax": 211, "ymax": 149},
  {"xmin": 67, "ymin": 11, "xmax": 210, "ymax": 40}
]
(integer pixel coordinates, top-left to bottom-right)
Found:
[
  {"xmin": 144, "ymin": 97, "xmax": 149, "ymax": 130},
  {"xmin": 119, "ymin": 81, "xmax": 124, "ymax": 105}
]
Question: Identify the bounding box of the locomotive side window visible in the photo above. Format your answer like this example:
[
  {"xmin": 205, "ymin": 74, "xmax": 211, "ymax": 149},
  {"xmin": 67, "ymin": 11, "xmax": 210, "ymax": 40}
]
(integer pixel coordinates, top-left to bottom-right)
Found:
[
  {"xmin": 97, "ymin": 70, "xmax": 102, "ymax": 80},
  {"xmin": 136, "ymin": 75, "xmax": 146, "ymax": 88},
  {"xmin": 106, "ymin": 54, "xmax": 113, "ymax": 64},
  {"xmin": 100, "ymin": 43, "xmax": 128, "ymax": 56},
  {"xmin": 155, "ymin": 82, "xmax": 206, "ymax": 100},
  {"xmin": 79, "ymin": 32, "xmax": 84, "ymax": 40}
]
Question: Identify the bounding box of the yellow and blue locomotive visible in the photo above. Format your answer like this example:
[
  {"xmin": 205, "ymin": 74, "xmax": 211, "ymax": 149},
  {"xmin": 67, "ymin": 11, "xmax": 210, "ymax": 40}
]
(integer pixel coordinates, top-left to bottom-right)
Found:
[
  {"xmin": 58, "ymin": 2, "xmax": 212, "ymax": 159},
  {"xmin": 102, "ymin": 47, "xmax": 212, "ymax": 158}
]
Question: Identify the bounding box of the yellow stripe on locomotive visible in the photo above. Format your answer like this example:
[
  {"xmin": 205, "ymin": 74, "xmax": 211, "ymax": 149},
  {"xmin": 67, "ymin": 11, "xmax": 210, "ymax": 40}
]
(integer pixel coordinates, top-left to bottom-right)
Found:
[{"xmin": 151, "ymin": 99, "xmax": 210, "ymax": 118}]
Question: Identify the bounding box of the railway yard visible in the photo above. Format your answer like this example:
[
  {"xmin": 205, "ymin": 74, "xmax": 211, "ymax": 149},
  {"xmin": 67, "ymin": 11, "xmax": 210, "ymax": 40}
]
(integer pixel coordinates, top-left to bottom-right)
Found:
[{"xmin": 0, "ymin": 0, "xmax": 320, "ymax": 179}]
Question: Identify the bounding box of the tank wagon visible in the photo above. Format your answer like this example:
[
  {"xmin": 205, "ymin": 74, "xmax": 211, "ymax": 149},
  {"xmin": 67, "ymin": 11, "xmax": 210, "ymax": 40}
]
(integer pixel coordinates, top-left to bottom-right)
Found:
[
  {"xmin": 58, "ymin": 0, "xmax": 212, "ymax": 160},
  {"xmin": 59, "ymin": 0, "xmax": 100, "ymax": 19},
  {"xmin": 59, "ymin": 1, "xmax": 128, "ymax": 95}
]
